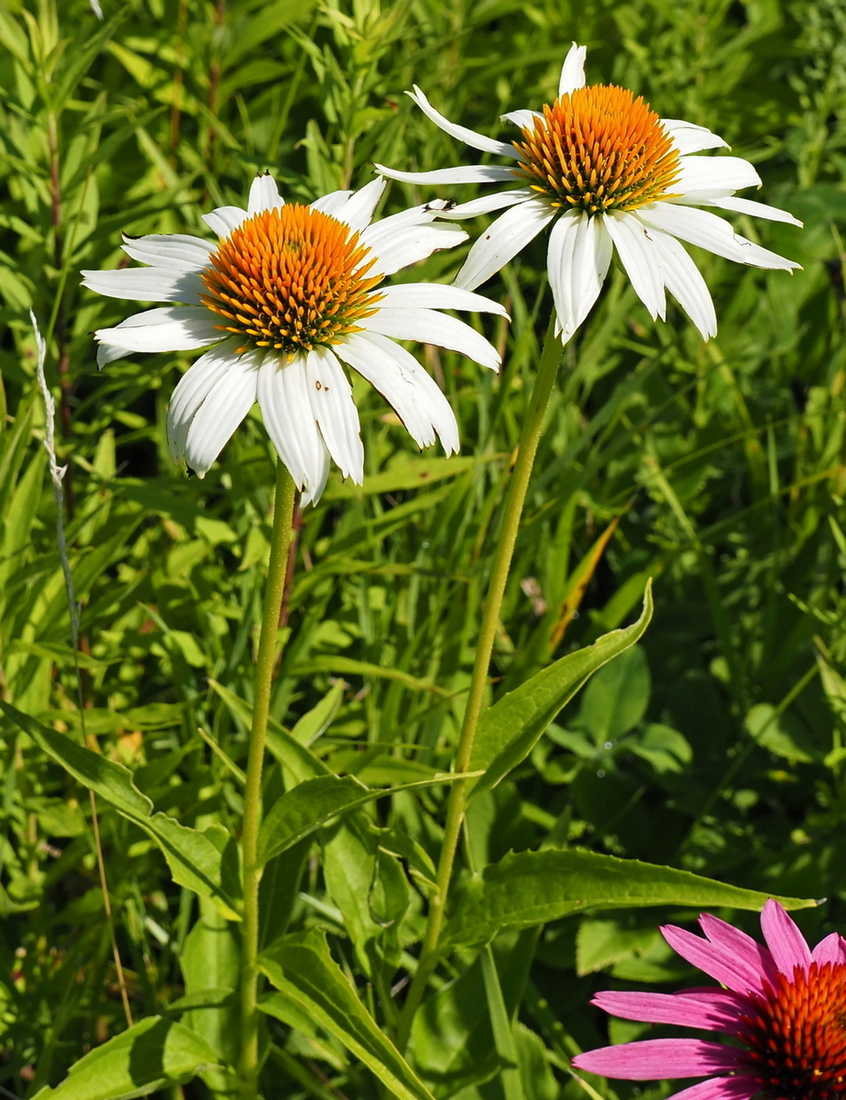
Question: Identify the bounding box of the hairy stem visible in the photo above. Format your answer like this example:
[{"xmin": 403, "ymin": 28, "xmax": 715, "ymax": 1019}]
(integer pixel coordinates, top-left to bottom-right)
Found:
[
  {"xmin": 239, "ymin": 460, "xmax": 297, "ymax": 1093},
  {"xmin": 396, "ymin": 317, "xmax": 562, "ymax": 1050}
]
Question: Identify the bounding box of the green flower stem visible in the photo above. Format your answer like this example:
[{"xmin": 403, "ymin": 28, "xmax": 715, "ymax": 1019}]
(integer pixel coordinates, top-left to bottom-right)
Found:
[
  {"xmin": 239, "ymin": 459, "xmax": 297, "ymax": 1094},
  {"xmin": 396, "ymin": 317, "xmax": 562, "ymax": 1051}
]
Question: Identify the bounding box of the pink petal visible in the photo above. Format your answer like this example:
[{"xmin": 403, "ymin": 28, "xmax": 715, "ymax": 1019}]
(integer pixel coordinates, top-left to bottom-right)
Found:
[
  {"xmin": 661, "ymin": 925, "xmax": 766, "ymax": 996},
  {"xmin": 698, "ymin": 913, "xmax": 779, "ymax": 989},
  {"xmin": 591, "ymin": 990, "xmax": 743, "ymax": 1031},
  {"xmin": 759, "ymin": 900, "xmax": 812, "ymax": 976},
  {"xmin": 572, "ymin": 1039, "xmax": 744, "ymax": 1080},
  {"xmin": 668, "ymin": 1076, "xmax": 759, "ymax": 1100},
  {"xmin": 812, "ymin": 931, "xmax": 846, "ymax": 967}
]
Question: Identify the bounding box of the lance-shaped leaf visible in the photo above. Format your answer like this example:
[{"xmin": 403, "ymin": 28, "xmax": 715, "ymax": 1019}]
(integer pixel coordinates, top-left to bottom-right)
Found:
[
  {"xmin": 258, "ymin": 929, "xmax": 435, "ymax": 1100},
  {"xmin": 2, "ymin": 703, "xmax": 241, "ymax": 920},
  {"xmin": 31, "ymin": 1016, "xmax": 219, "ymax": 1100},
  {"xmin": 258, "ymin": 772, "xmax": 476, "ymax": 866},
  {"xmin": 442, "ymin": 848, "xmax": 817, "ymax": 949},
  {"xmin": 468, "ymin": 582, "xmax": 653, "ymax": 800}
]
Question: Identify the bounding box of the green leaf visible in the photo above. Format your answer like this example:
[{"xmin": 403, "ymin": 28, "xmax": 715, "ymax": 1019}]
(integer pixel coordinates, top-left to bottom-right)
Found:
[
  {"xmin": 31, "ymin": 1016, "xmax": 219, "ymax": 1100},
  {"xmin": 2, "ymin": 703, "xmax": 241, "ymax": 920},
  {"xmin": 468, "ymin": 582, "xmax": 654, "ymax": 799},
  {"xmin": 579, "ymin": 644, "xmax": 650, "ymax": 741},
  {"xmin": 207, "ymin": 678, "xmax": 329, "ymax": 784},
  {"xmin": 442, "ymin": 848, "xmax": 817, "ymax": 949},
  {"xmin": 259, "ymin": 772, "xmax": 473, "ymax": 865},
  {"xmin": 258, "ymin": 929, "xmax": 435, "ymax": 1100}
]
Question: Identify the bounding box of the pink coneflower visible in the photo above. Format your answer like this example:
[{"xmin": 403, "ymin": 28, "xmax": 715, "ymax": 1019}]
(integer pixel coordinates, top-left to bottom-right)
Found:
[{"xmin": 572, "ymin": 900, "xmax": 846, "ymax": 1100}]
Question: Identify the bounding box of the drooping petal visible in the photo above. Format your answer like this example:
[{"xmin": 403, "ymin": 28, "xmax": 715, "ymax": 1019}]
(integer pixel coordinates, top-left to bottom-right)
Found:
[
  {"xmin": 636, "ymin": 222, "xmax": 717, "ymax": 339},
  {"xmin": 365, "ymin": 308, "xmax": 500, "ymax": 371},
  {"xmin": 454, "ymin": 197, "xmax": 554, "ymax": 290},
  {"xmin": 375, "ymin": 163, "xmax": 518, "ymax": 186},
  {"xmin": 257, "ymin": 354, "xmax": 326, "ymax": 496},
  {"xmin": 546, "ymin": 211, "xmax": 613, "ymax": 343},
  {"xmin": 573, "ymin": 1038, "xmax": 745, "ymax": 1080},
  {"xmin": 699, "ymin": 194, "xmax": 803, "ymax": 226},
  {"xmin": 81, "ymin": 268, "xmax": 204, "ymax": 304},
  {"xmin": 559, "ymin": 42, "xmax": 587, "ymax": 96},
  {"xmin": 304, "ymin": 346, "xmax": 364, "ymax": 484},
  {"xmin": 181, "ymin": 350, "xmax": 260, "ymax": 477},
  {"xmin": 760, "ymin": 900, "xmax": 813, "ymax": 976},
  {"xmin": 667, "ymin": 1076, "xmax": 759, "ymax": 1100},
  {"xmin": 662, "ymin": 119, "xmax": 729, "ymax": 155},
  {"xmin": 590, "ymin": 989, "xmax": 745, "ymax": 1030},
  {"xmin": 638, "ymin": 202, "xmax": 800, "ymax": 271},
  {"xmin": 434, "ymin": 189, "xmax": 535, "ymax": 220},
  {"xmin": 202, "ymin": 206, "xmax": 249, "ymax": 238},
  {"xmin": 336, "ymin": 331, "xmax": 459, "ymax": 454},
  {"xmin": 812, "ymin": 932, "xmax": 846, "ymax": 967},
  {"xmin": 363, "ymin": 223, "xmax": 468, "ymax": 278},
  {"xmin": 698, "ymin": 912, "xmax": 780, "ymax": 988},
  {"xmin": 376, "ymin": 283, "xmax": 508, "ymax": 315},
  {"xmin": 333, "ymin": 177, "xmax": 387, "ymax": 232},
  {"xmin": 502, "ymin": 109, "xmax": 542, "ymax": 130},
  {"xmin": 406, "ymin": 85, "xmax": 519, "ymax": 158},
  {"xmin": 676, "ymin": 156, "xmax": 761, "ymax": 195},
  {"xmin": 166, "ymin": 339, "xmax": 242, "ymax": 462},
  {"xmin": 604, "ymin": 211, "xmax": 666, "ymax": 321},
  {"xmin": 247, "ymin": 173, "xmax": 284, "ymax": 215},
  {"xmin": 121, "ymin": 233, "xmax": 215, "ymax": 272},
  {"xmin": 661, "ymin": 924, "xmax": 768, "ymax": 995},
  {"xmin": 94, "ymin": 306, "xmax": 222, "ymax": 355},
  {"xmin": 300, "ymin": 442, "xmax": 330, "ymax": 507}
]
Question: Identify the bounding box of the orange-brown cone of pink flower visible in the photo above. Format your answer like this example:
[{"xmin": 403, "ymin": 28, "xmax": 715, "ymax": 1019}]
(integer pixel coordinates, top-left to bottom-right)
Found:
[{"xmin": 573, "ymin": 900, "xmax": 846, "ymax": 1100}]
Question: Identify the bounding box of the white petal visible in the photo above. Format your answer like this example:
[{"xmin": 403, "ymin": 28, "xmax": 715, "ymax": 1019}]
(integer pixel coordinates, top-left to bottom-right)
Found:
[
  {"xmin": 662, "ymin": 118, "xmax": 729, "ymax": 155},
  {"xmin": 454, "ymin": 197, "xmax": 554, "ymax": 290},
  {"xmin": 636, "ymin": 220, "xmax": 717, "ymax": 339},
  {"xmin": 559, "ymin": 43, "xmax": 587, "ymax": 96},
  {"xmin": 82, "ymin": 268, "xmax": 203, "ymax": 304},
  {"xmin": 365, "ymin": 308, "xmax": 500, "ymax": 371},
  {"xmin": 304, "ymin": 346, "xmax": 364, "ymax": 483},
  {"xmin": 121, "ymin": 233, "xmax": 215, "ymax": 272},
  {"xmin": 502, "ymin": 109, "xmax": 542, "ymax": 130},
  {"xmin": 300, "ymin": 442, "xmax": 330, "ymax": 507},
  {"xmin": 167, "ymin": 338, "xmax": 243, "ymax": 462},
  {"xmin": 603, "ymin": 212, "xmax": 666, "ymax": 320},
  {"xmin": 95, "ymin": 306, "xmax": 221, "ymax": 354},
  {"xmin": 375, "ymin": 163, "xmax": 518, "ymax": 186},
  {"xmin": 97, "ymin": 343, "xmax": 134, "ymax": 368},
  {"xmin": 638, "ymin": 202, "xmax": 800, "ymax": 270},
  {"xmin": 700, "ymin": 194, "xmax": 803, "ymax": 227},
  {"xmin": 257, "ymin": 354, "xmax": 327, "ymax": 496},
  {"xmin": 434, "ymin": 189, "xmax": 534, "ymax": 220},
  {"xmin": 310, "ymin": 190, "xmax": 354, "ymax": 215},
  {"xmin": 364, "ymin": 224, "xmax": 468, "ymax": 278},
  {"xmin": 677, "ymin": 155, "xmax": 762, "ymax": 195},
  {"xmin": 377, "ymin": 283, "xmax": 508, "ymax": 316},
  {"xmin": 247, "ymin": 173, "xmax": 284, "ymax": 215},
  {"xmin": 407, "ymin": 85, "xmax": 518, "ymax": 158},
  {"xmin": 202, "ymin": 206, "xmax": 249, "ymax": 238},
  {"xmin": 547, "ymin": 212, "xmax": 612, "ymax": 343},
  {"xmin": 183, "ymin": 351, "xmax": 260, "ymax": 477},
  {"xmin": 333, "ymin": 178, "xmax": 387, "ymax": 232},
  {"xmin": 337, "ymin": 331, "xmax": 459, "ymax": 454}
]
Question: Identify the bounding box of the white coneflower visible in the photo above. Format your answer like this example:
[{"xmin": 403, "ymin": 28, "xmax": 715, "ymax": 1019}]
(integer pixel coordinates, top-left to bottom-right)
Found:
[
  {"xmin": 83, "ymin": 174, "xmax": 505, "ymax": 503},
  {"xmin": 377, "ymin": 43, "xmax": 801, "ymax": 343}
]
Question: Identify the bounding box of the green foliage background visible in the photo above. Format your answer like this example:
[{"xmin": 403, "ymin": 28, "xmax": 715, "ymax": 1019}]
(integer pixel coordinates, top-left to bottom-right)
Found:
[{"xmin": 0, "ymin": 0, "xmax": 844, "ymax": 1095}]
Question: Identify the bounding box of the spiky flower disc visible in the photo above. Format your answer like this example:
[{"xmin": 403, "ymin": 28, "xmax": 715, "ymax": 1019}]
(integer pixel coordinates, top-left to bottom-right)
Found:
[
  {"xmin": 514, "ymin": 85, "xmax": 681, "ymax": 214},
  {"xmin": 201, "ymin": 205, "xmax": 383, "ymax": 356}
]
